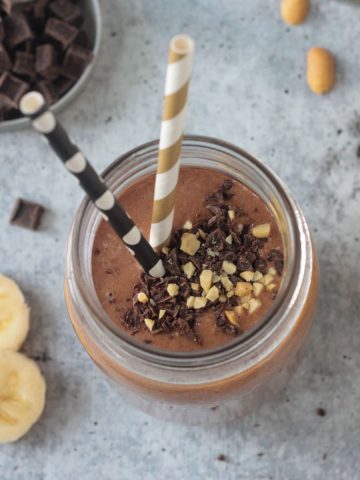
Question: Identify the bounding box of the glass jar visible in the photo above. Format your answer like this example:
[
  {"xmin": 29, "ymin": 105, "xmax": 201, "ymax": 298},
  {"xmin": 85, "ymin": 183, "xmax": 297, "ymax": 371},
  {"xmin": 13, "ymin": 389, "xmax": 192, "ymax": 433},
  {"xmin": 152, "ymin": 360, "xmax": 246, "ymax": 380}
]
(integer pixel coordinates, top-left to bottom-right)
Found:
[{"xmin": 64, "ymin": 136, "xmax": 319, "ymax": 424}]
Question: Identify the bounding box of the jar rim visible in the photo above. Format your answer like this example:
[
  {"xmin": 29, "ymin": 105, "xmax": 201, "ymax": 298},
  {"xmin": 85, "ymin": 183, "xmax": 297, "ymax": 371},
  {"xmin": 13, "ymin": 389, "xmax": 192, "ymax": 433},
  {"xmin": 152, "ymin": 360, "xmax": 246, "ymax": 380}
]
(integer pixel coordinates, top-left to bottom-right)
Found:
[{"xmin": 65, "ymin": 135, "xmax": 312, "ymax": 368}]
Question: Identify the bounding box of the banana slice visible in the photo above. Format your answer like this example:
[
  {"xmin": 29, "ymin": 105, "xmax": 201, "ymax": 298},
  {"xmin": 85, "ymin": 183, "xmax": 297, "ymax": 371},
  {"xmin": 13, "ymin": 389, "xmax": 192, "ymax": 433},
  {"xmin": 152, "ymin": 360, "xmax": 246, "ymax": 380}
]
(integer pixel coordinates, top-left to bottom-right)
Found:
[
  {"xmin": 0, "ymin": 274, "xmax": 30, "ymax": 351},
  {"xmin": 0, "ymin": 350, "xmax": 46, "ymax": 443}
]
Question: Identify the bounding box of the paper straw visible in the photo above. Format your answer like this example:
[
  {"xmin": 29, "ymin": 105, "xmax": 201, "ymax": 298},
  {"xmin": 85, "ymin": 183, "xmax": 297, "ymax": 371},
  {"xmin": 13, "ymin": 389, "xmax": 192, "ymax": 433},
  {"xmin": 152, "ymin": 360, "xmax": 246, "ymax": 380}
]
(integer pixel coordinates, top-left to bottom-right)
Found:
[
  {"xmin": 20, "ymin": 91, "xmax": 165, "ymax": 278},
  {"xmin": 149, "ymin": 34, "xmax": 195, "ymax": 251}
]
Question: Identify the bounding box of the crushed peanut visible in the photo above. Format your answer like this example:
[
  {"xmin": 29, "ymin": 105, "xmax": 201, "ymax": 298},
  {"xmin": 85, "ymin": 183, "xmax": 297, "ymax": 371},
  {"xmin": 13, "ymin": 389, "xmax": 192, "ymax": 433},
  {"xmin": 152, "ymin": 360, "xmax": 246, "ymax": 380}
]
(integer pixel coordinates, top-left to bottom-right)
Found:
[
  {"xmin": 225, "ymin": 235, "xmax": 233, "ymax": 245},
  {"xmin": 182, "ymin": 261, "xmax": 196, "ymax": 279},
  {"xmin": 235, "ymin": 282, "xmax": 253, "ymax": 297},
  {"xmin": 222, "ymin": 260, "xmax": 237, "ymax": 275},
  {"xmin": 144, "ymin": 318, "xmax": 155, "ymax": 331},
  {"xmin": 252, "ymin": 271, "xmax": 263, "ymax": 282},
  {"xmin": 225, "ymin": 310, "xmax": 238, "ymax": 325},
  {"xmin": 251, "ymin": 223, "xmax": 271, "ymax": 239},
  {"xmin": 253, "ymin": 282, "xmax": 264, "ymax": 297},
  {"xmin": 200, "ymin": 269, "xmax": 213, "ymax": 293},
  {"xmin": 248, "ymin": 298, "xmax": 262, "ymax": 314},
  {"xmin": 206, "ymin": 285, "xmax": 219, "ymax": 302},
  {"xmin": 193, "ymin": 297, "xmax": 207, "ymax": 309},
  {"xmin": 240, "ymin": 271, "xmax": 255, "ymax": 282},
  {"xmin": 180, "ymin": 232, "xmax": 201, "ymax": 256},
  {"xmin": 186, "ymin": 296, "xmax": 195, "ymax": 308},
  {"xmin": 167, "ymin": 283, "xmax": 179, "ymax": 297},
  {"xmin": 220, "ymin": 275, "xmax": 234, "ymax": 292},
  {"xmin": 183, "ymin": 220, "xmax": 193, "ymax": 230},
  {"xmin": 137, "ymin": 292, "xmax": 149, "ymax": 304},
  {"xmin": 228, "ymin": 210, "xmax": 235, "ymax": 221}
]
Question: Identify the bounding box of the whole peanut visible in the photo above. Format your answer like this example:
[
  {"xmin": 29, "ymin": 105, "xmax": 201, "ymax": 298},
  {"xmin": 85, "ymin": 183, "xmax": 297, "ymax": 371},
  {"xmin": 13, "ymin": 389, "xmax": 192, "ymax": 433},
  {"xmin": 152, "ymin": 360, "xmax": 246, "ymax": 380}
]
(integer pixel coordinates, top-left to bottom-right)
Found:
[
  {"xmin": 281, "ymin": 0, "xmax": 309, "ymax": 25},
  {"xmin": 307, "ymin": 47, "xmax": 336, "ymax": 95}
]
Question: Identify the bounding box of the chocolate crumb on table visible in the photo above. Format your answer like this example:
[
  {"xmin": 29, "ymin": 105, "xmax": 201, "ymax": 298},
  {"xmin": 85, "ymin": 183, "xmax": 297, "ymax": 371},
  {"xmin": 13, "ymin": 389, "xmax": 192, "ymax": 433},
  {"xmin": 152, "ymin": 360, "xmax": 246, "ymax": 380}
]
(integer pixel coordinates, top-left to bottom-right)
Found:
[
  {"xmin": 0, "ymin": 0, "xmax": 93, "ymax": 122},
  {"xmin": 122, "ymin": 179, "xmax": 284, "ymax": 344},
  {"xmin": 217, "ymin": 454, "xmax": 227, "ymax": 462},
  {"xmin": 316, "ymin": 407, "xmax": 326, "ymax": 417},
  {"xmin": 9, "ymin": 197, "xmax": 45, "ymax": 230}
]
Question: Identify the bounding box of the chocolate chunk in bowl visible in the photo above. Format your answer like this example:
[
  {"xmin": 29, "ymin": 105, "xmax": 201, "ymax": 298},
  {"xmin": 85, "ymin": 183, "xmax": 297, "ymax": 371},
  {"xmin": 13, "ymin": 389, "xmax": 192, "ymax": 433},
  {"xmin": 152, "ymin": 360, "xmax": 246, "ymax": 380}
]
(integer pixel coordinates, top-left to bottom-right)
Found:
[
  {"xmin": 9, "ymin": 198, "xmax": 45, "ymax": 230},
  {"xmin": 0, "ymin": 0, "xmax": 101, "ymax": 131}
]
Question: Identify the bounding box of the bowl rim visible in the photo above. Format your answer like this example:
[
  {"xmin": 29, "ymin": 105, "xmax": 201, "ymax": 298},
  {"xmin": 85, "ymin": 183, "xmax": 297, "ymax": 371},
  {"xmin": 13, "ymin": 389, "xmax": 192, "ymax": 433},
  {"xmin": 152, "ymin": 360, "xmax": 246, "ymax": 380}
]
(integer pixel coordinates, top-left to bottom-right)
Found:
[{"xmin": 0, "ymin": 0, "xmax": 102, "ymax": 132}]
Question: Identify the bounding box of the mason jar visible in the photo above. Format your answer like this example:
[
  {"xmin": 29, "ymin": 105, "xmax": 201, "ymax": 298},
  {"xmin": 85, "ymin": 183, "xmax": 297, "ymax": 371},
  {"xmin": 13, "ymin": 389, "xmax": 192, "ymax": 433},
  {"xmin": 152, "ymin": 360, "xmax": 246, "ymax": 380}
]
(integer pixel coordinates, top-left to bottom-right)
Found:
[{"xmin": 64, "ymin": 136, "xmax": 319, "ymax": 424}]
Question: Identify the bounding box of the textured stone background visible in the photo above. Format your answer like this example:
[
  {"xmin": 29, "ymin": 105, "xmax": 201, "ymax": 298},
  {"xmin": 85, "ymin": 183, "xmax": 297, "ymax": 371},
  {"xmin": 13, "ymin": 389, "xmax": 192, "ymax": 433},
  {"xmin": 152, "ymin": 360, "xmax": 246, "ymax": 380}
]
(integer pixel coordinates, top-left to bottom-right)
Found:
[{"xmin": 1, "ymin": 0, "xmax": 360, "ymax": 478}]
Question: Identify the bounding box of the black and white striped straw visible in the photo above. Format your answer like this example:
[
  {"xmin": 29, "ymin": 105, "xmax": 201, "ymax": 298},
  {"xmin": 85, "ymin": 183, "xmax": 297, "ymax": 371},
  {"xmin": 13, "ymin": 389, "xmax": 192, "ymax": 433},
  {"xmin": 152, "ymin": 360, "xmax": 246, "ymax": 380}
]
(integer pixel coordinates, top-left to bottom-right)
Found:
[{"xmin": 20, "ymin": 91, "xmax": 165, "ymax": 278}]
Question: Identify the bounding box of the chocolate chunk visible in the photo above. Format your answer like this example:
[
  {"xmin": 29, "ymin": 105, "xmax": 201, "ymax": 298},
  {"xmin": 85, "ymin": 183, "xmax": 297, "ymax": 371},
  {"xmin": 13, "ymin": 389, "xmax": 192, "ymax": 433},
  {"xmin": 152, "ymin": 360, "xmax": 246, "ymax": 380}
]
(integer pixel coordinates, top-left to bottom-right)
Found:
[
  {"xmin": 75, "ymin": 29, "xmax": 90, "ymax": 48},
  {"xmin": 267, "ymin": 249, "xmax": 284, "ymax": 275},
  {"xmin": 36, "ymin": 44, "xmax": 59, "ymax": 80},
  {"xmin": 12, "ymin": 51, "xmax": 35, "ymax": 78},
  {"xmin": 53, "ymin": 74, "xmax": 74, "ymax": 96},
  {"xmin": 237, "ymin": 255, "xmax": 252, "ymax": 272},
  {"xmin": 9, "ymin": 198, "xmax": 45, "ymax": 230},
  {"xmin": 45, "ymin": 17, "xmax": 78, "ymax": 50},
  {"xmin": 1, "ymin": 0, "xmax": 12, "ymax": 16},
  {"xmin": 316, "ymin": 407, "xmax": 326, "ymax": 417},
  {"xmin": 0, "ymin": 91, "xmax": 12, "ymax": 110},
  {"xmin": 0, "ymin": 43, "xmax": 12, "ymax": 72},
  {"xmin": 4, "ymin": 12, "xmax": 33, "ymax": 48},
  {"xmin": 35, "ymin": 79, "xmax": 58, "ymax": 104},
  {"xmin": 62, "ymin": 43, "xmax": 93, "ymax": 80},
  {"xmin": 22, "ymin": 38, "xmax": 36, "ymax": 52},
  {"xmin": 0, "ymin": 72, "xmax": 29, "ymax": 107},
  {"xmin": 49, "ymin": 0, "xmax": 82, "ymax": 25},
  {"xmin": 13, "ymin": 1, "xmax": 34, "ymax": 15},
  {"xmin": 33, "ymin": 0, "xmax": 49, "ymax": 20},
  {"xmin": 254, "ymin": 257, "xmax": 267, "ymax": 274},
  {"xmin": 0, "ymin": 19, "xmax": 4, "ymax": 42}
]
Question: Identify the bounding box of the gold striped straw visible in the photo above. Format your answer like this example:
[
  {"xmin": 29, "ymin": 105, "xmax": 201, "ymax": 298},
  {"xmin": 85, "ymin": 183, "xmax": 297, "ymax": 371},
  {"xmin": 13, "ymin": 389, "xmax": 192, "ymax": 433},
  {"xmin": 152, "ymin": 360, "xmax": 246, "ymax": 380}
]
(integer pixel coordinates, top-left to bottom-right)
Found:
[{"xmin": 149, "ymin": 34, "xmax": 195, "ymax": 251}]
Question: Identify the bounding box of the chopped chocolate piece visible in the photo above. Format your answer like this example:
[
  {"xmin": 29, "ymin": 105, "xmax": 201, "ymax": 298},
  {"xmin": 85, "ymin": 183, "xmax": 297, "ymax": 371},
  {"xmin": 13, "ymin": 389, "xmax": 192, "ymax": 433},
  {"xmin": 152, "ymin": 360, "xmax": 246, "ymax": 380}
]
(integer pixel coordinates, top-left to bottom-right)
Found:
[
  {"xmin": 53, "ymin": 74, "xmax": 74, "ymax": 96},
  {"xmin": 254, "ymin": 257, "xmax": 267, "ymax": 274},
  {"xmin": 316, "ymin": 407, "xmax": 326, "ymax": 417},
  {"xmin": 267, "ymin": 249, "xmax": 284, "ymax": 275},
  {"xmin": 62, "ymin": 43, "xmax": 93, "ymax": 80},
  {"xmin": 23, "ymin": 38, "xmax": 36, "ymax": 52},
  {"xmin": 49, "ymin": 0, "xmax": 82, "ymax": 25},
  {"xmin": 9, "ymin": 198, "xmax": 45, "ymax": 230},
  {"xmin": 0, "ymin": 72, "xmax": 29, "ymax": 107},
  {"xmin": 36, "ymin": 44, "xmax": 59, "ymax": 80},
  {"xmin": 4, "ymin": 12, "xmax": 33, "ymax": 48},
  {"xmin": 217, "ymin": 454, "xmax": 227, "ymax": 462},
  {"xmin": 1, "ymin": 0, "xmax": 12, "ymax": 16},
  {"xmin": 0, "ymin": 19, "xmax": 4, "ymax": 43},
  {"xmin": 35, "ymin": 79, "xmax": 57, "ymax": 104},
  {"xmin": 75, "ymin": 29, "xmax": 90, "ymax": 48},
  {"xmin": 0, "ymin": 43, "xmax": 11, "ymax": 72},
  {"xmin": 33, "ymin": 0, "xmax": 49, "ymax": 20},
  {"xmin": 12, "ymin": 1, "xmax": 33, "ymax": 15},
  {"xmin": 44, "ymin": 17, "xmax": 78, "ymax": 50},
  {"xmin": 12, "ymin": 51, "xmax": 35, "ymax": 78},
  {"xmin": 0, "ymin": 91, "xmax": 12, "ymax": 110},
  {"xmin": 237, "ymin": 255, "xmax": 252, "ymax": 272}
]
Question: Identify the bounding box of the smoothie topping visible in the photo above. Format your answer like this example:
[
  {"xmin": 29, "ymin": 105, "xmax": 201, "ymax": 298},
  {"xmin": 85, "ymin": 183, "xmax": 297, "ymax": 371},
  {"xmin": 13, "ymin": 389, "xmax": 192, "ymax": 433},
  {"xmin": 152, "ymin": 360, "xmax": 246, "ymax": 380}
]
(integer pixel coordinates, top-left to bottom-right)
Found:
[{"xmin": 122, "ymin": 179, "xmax": 284, "ymax": 344}]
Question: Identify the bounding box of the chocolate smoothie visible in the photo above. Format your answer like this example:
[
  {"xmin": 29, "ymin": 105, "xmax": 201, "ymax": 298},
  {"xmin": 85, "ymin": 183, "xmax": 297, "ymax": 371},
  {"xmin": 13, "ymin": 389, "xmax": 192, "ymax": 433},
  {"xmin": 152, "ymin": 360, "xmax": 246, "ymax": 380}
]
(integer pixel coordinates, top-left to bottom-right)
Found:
[{"xmin": 92, "ymin": 167, "xmax": 285, "ymax": 352}]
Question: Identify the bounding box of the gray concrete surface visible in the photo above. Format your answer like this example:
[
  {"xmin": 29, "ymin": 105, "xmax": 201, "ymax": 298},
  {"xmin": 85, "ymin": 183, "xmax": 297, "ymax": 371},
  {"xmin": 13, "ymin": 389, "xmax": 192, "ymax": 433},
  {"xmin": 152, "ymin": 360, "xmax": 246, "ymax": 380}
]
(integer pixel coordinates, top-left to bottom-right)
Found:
[{"xmin": 1, "ymin": 0, "xmax": 360, "ymax": 478}]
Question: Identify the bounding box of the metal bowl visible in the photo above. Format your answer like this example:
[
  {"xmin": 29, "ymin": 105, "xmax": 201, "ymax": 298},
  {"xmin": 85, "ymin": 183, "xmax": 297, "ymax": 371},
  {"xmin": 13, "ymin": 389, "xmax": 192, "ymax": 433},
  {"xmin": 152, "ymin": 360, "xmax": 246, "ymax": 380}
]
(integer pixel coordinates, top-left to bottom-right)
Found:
[{"xmin": 0, "ymin": 0, "xmax": 102, "ymax": 132}]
